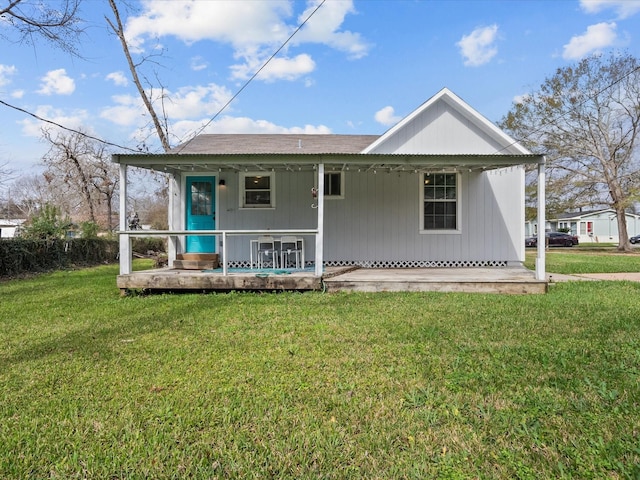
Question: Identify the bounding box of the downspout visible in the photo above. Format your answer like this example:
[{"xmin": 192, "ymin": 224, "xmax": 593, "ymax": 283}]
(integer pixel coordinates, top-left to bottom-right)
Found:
[
  {"xmin": 315, "ymin": 163, "xmax": 325, "ymax": 277},
  {"xmin": 535, "ymin": 157, "xmax": 546, "ymax": 281},
  {"xmin": 117, "ymin": 160, "xmax": 131, "ymax": 275}
]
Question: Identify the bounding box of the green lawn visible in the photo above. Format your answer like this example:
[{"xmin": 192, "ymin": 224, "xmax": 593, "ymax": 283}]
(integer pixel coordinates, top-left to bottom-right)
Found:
[
  {"xmin": 1, "ymin": 263, "xmax": 640, "ymax": 478},
  {"xmin": 525, "ymin": 246, "xmax": 640, "ymax": 274}
]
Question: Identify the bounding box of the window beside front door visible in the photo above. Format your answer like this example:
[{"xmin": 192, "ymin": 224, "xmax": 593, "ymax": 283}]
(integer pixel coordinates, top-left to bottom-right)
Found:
[
  {"xmin": 421, "ymin": 172, "xmax": 459, "ymax": 232},
  {"xmin": 324, "ymin": 172, "xmax": 344, "ymax": 199},
  {"xmin": 240, "ymin": 172, "xmax": 275, "ymax": 209}
]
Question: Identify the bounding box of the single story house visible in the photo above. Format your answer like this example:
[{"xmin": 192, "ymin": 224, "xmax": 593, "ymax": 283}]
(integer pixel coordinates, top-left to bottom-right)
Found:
[
  {"xmin": 550, "ymin": 209, "xmax": 640, "ymax": 243},
  {"xmin": 112, "ymin": 88, "xmax": 548, "ymax": 292}
]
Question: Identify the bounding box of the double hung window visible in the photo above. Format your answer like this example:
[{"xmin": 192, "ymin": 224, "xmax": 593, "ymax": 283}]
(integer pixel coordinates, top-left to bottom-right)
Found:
[
  {"xmin": 240, "ymin": 172, "xmax": 275, "ymax": 208},
  {"xmin": 422, "ymin": 173, "xmax": 458, "ymax": 231}
]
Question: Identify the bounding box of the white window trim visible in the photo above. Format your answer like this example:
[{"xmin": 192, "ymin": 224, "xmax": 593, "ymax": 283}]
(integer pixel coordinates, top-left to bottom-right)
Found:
[
  {"xmin": 419, "ymin": 172, "xmax": 461, "ymax": 234},
  {"xmin": 239, "ymin": 171, "xmax": 276, "ymax": 209},
  {"xmin": 324, "ymin": 171, "xmax": 345, "ymax": 200}
]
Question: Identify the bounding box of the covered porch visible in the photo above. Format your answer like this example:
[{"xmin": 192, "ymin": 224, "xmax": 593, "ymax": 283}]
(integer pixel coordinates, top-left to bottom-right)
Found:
[{"xmin": 113, "ymin": 150, "xmax": 549, "ymax": 294}]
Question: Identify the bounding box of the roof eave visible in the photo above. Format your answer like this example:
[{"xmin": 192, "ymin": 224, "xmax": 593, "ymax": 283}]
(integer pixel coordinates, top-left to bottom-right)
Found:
[{"xmin": 112, "ymin": 152, "xmax": 544, "ymax": 175}]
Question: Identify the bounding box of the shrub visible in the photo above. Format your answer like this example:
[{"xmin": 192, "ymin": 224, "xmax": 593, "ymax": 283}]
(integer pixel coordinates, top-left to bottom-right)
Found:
[
  {"xmin": 19, "ymin": 204, "xmax": 72, "ymax": 240},
  {"xmin": 80, "ymin": 221, "xmax": 100, "ymax": 239},
  {"xmin": 0, "ymin": 238, "xmax": 118, "ymax": 277},
  {"xmin": 131, "ymin": 237, "xmax": 166, "ymax": 254}
]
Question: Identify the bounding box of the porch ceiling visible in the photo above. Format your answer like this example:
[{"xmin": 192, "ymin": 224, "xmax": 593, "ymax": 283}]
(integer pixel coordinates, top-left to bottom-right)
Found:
[{"xmin": 112, "ymin": 153, "xmax": 544, "ymax": 176}]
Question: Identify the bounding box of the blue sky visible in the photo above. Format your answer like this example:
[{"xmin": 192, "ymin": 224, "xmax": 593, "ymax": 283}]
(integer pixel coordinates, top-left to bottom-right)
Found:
[{"xmin": 2, "ymin": 0, "xmax": 640, "ymax": 177}]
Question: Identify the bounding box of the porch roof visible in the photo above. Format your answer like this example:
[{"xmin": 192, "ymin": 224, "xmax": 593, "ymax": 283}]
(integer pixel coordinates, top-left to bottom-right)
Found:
[{"xmin": 112, "ymin": 152, "xmax": 544, "ymax": 176}]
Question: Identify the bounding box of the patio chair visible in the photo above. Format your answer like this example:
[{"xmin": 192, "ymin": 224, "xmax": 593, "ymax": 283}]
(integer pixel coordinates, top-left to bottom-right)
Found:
[
  {"xmin": 280, "ymin": 235, "xmax": 302, "ymax": 269},
  {"xmin": 257, "ymin": 235, "xmax": 279, "ymax": 268}
]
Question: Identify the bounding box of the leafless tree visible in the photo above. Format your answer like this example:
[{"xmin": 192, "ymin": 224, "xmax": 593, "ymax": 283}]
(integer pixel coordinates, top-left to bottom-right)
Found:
[
  {"xmin": 0, "ymin": 0, "xmax": 84, "ymax": 56},
  {"xmin": 8, "ymin": 173, "xmax": 58, "ymax": 218},
  {"xmin": 41, "ymin": 129, "xmax": 119, "ymax": 229},
  {"xmin": 0, "ymin": 160, "xmax": 15, "ymax": 189},
  {"xmin": 500, "ymin": 53, "xmax": 640, "ymax": 251}
]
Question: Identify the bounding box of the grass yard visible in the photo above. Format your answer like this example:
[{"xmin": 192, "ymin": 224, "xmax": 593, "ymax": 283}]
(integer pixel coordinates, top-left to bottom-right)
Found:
[
  {"xmin": 1, "ymin": 262, "xmax": 640, "ymax": 478},
  {"xmin": 525, "ymin": 246, "xmax": 640, "ymax": 274}
]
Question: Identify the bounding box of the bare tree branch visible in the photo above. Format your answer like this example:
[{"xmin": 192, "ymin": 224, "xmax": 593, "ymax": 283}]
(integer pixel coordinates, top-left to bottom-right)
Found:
[
  {"xmin": 105, "ymin": 0, "xmax": 171, "ymax": 152},
  {"xmin": 0, "ymin": 0, "xmax": 85, "ymax": 56}
]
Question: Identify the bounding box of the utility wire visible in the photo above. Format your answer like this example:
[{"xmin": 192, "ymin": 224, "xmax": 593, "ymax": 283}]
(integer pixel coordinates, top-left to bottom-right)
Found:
[
  {"xmin": 0, "ymin": 98, "xmax": 140, "ymax": 153},
  {"xmin": 1, "ymin": 1, "xmax": 326, "ymax": 157},
  {"xmin": 172, "ymin": 0, "xmax": 327, "ymax": 154}
]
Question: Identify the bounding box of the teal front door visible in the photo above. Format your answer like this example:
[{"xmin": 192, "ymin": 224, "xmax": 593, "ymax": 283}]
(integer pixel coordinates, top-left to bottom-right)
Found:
[{"xmin": 186, "ymin": 176, "xmax": 216, "ymax": 252}]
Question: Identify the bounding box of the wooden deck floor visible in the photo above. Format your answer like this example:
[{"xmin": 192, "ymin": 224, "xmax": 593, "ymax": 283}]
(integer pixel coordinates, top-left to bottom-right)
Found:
[{"xmin": 117, "ymin": 266, "xmax": 547, "ymax": 294}]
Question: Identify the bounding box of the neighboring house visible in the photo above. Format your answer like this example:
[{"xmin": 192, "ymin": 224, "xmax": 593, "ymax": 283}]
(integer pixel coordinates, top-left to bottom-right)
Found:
[
  {"xmin": 0, "ymin": 219, "xmax": 26, "ymax": 238},
  {"xmin": 113, "ymin": 88, "xmax": 547, "ymax": 282},
  {"xmin": 549, "ymin": 209, "xmax": 640, "ymax": 243}
]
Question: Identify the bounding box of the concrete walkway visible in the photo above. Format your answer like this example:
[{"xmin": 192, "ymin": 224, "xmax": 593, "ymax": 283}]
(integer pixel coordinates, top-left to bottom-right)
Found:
[{"xmin": 547, "ymin": 272, "xmax": 640, "ymax": 282}]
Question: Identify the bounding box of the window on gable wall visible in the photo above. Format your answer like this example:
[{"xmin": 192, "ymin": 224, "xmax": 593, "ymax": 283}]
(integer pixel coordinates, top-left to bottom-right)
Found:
[
  {"xmin": 324, "ymin": 172, "xmax": 344, "ymax": 198},
  {"xmin": 240, "ymin": 172, "xmax": 275, "ymax": 208},
  {"xmin": 422, "ymin": 173, "xmax": 459, "ymax": 231}
]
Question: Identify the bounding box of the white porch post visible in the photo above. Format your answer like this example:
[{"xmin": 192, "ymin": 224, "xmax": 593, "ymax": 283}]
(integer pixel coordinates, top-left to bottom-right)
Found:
[
  {"xmin": 315, "ymin": 163, "xmax": 325, "ymax": 276},
  {"xmin": 222, "ymin": 231, "xmax": 228, "ymax": 276},
  {"xmin": 118, "ymin": 163, "xmax": 132, "ymax": 275},
  {"xmin": 167, "ymin": 174, "xmax": 178, "ymax": 268},
  {"xmin": 535, "ymin": 158, "xmax": 546, "ymax": 281}
]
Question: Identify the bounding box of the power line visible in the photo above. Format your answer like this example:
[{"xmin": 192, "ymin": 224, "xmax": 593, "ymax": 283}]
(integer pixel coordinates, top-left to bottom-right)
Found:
[
  {"xmin": 0, "ymin": 98, "xmax": 140, "ymax": 153},
  {"xmin": 172, "ymin": 0, "xmax": 327, "ymax": 154},
  {"xmin": 2, "ymin": 1, "xmax": 327, "ymax": 158}
]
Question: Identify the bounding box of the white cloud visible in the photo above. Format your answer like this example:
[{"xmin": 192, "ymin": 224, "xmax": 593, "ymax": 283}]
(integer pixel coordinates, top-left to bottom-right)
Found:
[
  {"xmin": 457, "ymin": 24, "xmax": 499, "ymax": 67},
  {"xmin": 101, "ymin": 83, "xmax": 233, "ymax": 128},
  {"xmin": 231, "ymin": 53, "xmax": 316, "ymax": 82},
  {"xmin": 562, "ymin": 22, "xmax": 617, "ymax": 59},
  {"xmin": 124, "ymin": 0, "xmax": 292, "ymax": 49},
  {"xmin": 0, "ymin": 64, "xmax": 17, "ymax": 87},
  {"xmin": 19, "ymin": 105, "xmax": 88, "ymax": 137},
  {"xmin": 295, "ymin": 0, "xmax": 370, "ymax": 59},
  {"xmin": 190, "ymin": 56, "xmax": 208, "ymax": 71},
  {"xmin": 123, "ymin": 0, "xmax": 368, "ymax": 82},
  {"xmin": 100, "ymin": 94, "xmax": 142, "ymax": 127},
  {"xmin": 106, "ymin": 71, "xmax": 129, "ymax": 87},
  {"xmin": 166, "ymin": 84, "xmax": 233, "ymax": 119},
  {"xmin": 374, "ymin": 106, "xmax": 401, "ymax": 126},
  {"xmin": 172, "ymin": 115, "xmax": 331, "ymax": 140},
  {"xmin": 37, "ymin": 69, "xmax": 75, "ymax": 95},
  {"xmin": 512, "ymin": 93, "xmax": 531, "ymax": 105},
  {"xmin": 11, "ymin": 89, "xmax": 24, "ymax": 99},
  {"xmin": 580, "ymin": 0, "xmax": 640, "ymax": 19}
]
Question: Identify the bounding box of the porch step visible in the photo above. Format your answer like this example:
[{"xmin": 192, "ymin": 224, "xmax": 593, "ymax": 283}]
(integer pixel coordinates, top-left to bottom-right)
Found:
[{"xmin": 174, "ymin": 253, "xmax": 219, "ymax": 270}]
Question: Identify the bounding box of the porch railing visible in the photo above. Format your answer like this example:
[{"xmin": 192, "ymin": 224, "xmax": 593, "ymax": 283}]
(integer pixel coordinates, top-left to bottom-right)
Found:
[{"xmin": 118, "ymin": 229, "xmax": 319, "ymax": 276}]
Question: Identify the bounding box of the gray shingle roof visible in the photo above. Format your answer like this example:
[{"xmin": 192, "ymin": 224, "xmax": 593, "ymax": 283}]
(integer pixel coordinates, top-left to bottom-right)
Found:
[{"xmin": 172, "ymin": 134, "xmax": 380, "ymax": 155}]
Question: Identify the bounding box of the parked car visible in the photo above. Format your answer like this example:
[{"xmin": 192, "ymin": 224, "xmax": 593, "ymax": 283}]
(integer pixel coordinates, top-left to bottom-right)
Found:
[
  {"xmin": 525, "ymin": 236, "xmax": 538, "ymax": 247},
  {"xmin": 525, "ymin": 232, "xmax": 579, "ymax": 247},
  {"xmin": 631, "ymin": 234, "xmax": 640, "ymax": 244}
]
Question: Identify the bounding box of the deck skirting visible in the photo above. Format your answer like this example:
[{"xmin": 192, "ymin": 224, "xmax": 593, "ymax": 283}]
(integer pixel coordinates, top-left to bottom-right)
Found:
[{"xmin": 117, "ymin": 266, "xmax": 547, "ymax": 295}]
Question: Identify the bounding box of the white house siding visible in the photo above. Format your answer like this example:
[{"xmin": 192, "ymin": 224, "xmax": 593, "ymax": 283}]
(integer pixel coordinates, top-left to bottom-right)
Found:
[
  {"xmin": 214, "ymin": 170, "xmax": 318, "ymax": 263},
  {"xmin": 339, "ymin": 91, "xmax": 526, "ymax": 266},
  {"xmin": 200, "ymin": 165, "xmax": 523, "ymax": 268},
  {"xmin": 168, "ymin": 90, "xmax": 529, "ymax": 267},
  {"xmin": 323, "ymin": 166, "xmax": 523, "ymax": 267},
  {"xmin": 366, "ymin": 99, "xmax": 507, "ymax": 155}
]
